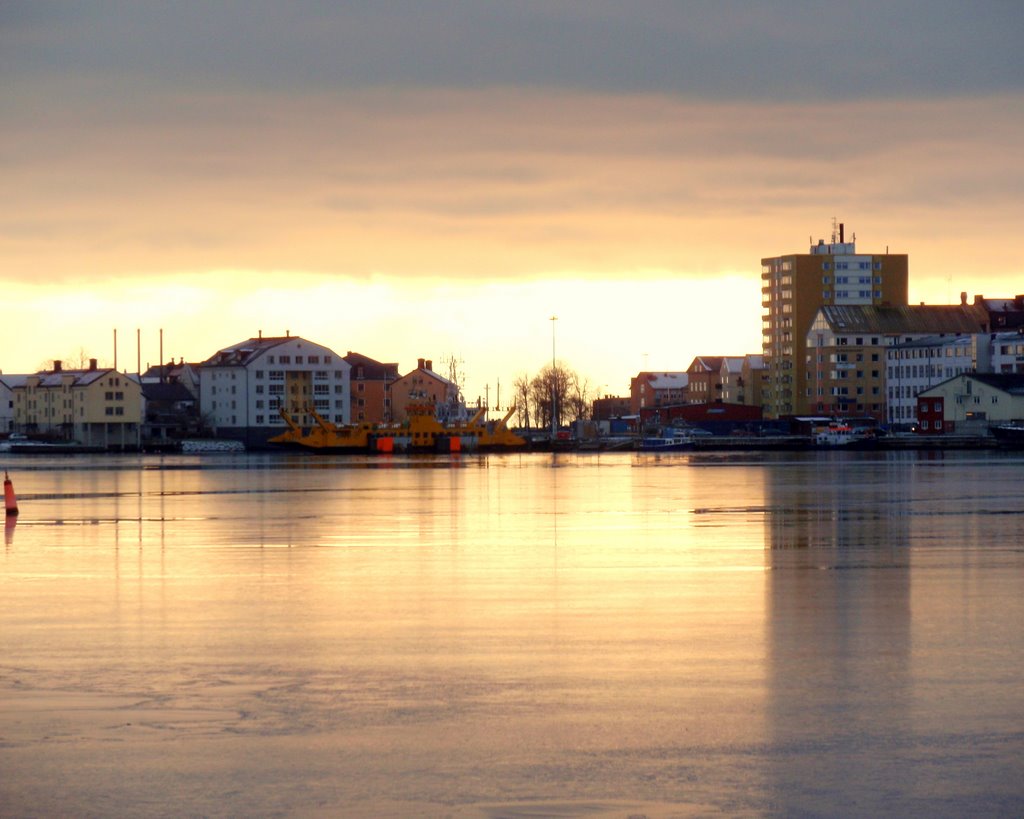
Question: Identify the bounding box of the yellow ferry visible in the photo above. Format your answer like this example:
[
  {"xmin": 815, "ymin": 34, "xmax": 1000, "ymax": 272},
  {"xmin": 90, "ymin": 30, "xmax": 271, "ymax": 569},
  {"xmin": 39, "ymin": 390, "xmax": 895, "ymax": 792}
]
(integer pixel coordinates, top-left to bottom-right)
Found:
[{"xmin": 269, "ymin": 403, "xmax": 525, "ymax": 453}]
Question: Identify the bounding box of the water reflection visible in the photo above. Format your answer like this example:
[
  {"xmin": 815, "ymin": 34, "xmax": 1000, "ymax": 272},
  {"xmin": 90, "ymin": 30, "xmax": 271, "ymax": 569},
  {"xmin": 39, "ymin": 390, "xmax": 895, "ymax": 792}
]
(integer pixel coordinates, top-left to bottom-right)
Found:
[{"xmin": 1, "ymin": 452, "xmax": 1023, "ymax": 816}]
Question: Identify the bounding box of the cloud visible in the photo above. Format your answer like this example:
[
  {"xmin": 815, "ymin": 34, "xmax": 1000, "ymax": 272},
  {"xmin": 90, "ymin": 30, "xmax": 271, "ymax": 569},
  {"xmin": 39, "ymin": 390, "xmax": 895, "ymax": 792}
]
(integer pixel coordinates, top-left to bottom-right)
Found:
[
  {"xmin": 3, "ymin": 82, "xmax": 1023, "ymax": 286},
  {"xmin": 3, "ymin": 2, "xmax": 1023, "ymax": 100}
]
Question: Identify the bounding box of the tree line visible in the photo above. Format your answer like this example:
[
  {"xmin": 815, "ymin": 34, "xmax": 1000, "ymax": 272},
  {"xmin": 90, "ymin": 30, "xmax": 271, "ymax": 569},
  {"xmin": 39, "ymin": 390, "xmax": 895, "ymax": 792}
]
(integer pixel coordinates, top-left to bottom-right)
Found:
[{"xmin": 511, "ymin": 363, "xmax": 594, "ymax": 430}]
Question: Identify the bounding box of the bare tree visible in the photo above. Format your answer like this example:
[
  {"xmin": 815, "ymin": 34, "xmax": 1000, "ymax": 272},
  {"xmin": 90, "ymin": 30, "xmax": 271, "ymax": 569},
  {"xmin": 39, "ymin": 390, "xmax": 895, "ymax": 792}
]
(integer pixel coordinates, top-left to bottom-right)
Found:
[
  {"xmin": 525, "ymin": 362, "xmax": 591, "ymax": 429},
  {"xmin": 512, "ymin": 373, "xmax": 532, "ymax": 428}
]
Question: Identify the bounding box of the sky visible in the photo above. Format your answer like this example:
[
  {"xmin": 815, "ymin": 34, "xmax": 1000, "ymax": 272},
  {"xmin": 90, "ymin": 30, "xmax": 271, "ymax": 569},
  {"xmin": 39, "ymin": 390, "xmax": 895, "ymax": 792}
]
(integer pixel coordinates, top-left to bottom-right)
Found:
[{"xmin": 3, "ymin": 1, "xmax": 1023, "ymax": 406}]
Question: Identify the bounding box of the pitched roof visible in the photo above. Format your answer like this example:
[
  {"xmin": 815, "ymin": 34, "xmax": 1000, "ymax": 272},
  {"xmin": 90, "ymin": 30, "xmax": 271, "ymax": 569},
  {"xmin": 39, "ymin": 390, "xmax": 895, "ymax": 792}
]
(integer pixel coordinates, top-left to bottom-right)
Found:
[
  {"xmin": 648, "ymin": 372, "xmax": 688, "ymax": 389},
  {"xmin": 23, "ymin": 367, "xmax": 118, "ymax": 388},
  {"xmin": 921, "ymin": 372, "xmax": 1024, "ymax": 397},
  {"xmin": 969, "ymin": 373, "xmax": 1024, "ymax": 395},
  {"xmin": 689, "ymin": 356, "xmax": 724, "ymax": 373},
  {"xmin": 201, "ymin": 336, "xmax": 295, "ymax": 367},
  {"xmin": 818, "ymin": 304, "xmax": 989, "ymax": 335},
  {"xmin": 344, "ymin": 351, "xmax": 400, "ymax": 379}
]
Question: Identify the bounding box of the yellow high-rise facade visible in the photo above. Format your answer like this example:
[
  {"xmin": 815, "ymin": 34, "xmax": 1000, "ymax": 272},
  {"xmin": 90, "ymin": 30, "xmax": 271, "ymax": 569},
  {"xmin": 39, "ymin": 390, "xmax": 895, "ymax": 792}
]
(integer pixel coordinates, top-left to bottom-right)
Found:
[{"xmin": 761, "ymin": 226, "xmax": 908, "ymax": 418}]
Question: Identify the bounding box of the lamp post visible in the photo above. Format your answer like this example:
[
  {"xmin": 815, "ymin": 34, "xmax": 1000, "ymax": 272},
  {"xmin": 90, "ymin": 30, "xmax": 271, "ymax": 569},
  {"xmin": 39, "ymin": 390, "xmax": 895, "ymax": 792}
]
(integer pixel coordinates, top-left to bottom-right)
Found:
[{"xmin": 550, "ymin": 315, "xmax": 558, "ymax": 440}]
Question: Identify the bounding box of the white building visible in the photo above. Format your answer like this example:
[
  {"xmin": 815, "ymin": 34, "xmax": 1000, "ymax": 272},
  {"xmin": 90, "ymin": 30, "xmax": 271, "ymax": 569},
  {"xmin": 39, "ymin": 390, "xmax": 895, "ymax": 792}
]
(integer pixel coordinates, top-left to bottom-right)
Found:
[
  {"xmin": 990, "ymin": 330, "xmax": 1024, "ymax": 374},
  {"xmin": 885, "ymin": 334, "xmax": 988, "ymax": 427},
  {"xmin": 199, "ymin": 335, "xmax": 351, "ymax": 446},
  {"xmin": 0, "ymin": 375, "xmax": 27, "ymax": 434}
]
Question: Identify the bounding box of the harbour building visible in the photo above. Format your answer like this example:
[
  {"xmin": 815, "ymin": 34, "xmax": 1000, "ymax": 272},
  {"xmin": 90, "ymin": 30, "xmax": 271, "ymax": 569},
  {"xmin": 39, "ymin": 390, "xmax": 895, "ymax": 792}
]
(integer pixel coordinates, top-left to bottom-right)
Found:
[
  {"xmin": 761, "ymin": 223, "xmax": 908, "ymax": 418},
  {"xmin": 199, "ymin": 334, "xmax": 350, "ymax": 447}
]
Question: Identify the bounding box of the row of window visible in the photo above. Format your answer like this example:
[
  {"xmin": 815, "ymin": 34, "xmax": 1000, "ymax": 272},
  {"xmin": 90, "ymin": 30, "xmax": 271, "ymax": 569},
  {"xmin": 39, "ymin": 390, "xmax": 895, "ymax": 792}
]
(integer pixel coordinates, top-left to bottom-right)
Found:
[
  {"xmin": 824, "ymin": 290, "xmax": 881, "ymax": 300},
  {"xmin": 265, "ymin": 355, "xmax": 330, "ymax": 365}
]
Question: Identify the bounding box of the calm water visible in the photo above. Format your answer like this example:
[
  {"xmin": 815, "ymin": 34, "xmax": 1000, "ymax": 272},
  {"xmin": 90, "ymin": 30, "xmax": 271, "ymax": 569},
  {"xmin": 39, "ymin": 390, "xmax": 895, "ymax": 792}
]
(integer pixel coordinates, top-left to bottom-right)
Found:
[{"xmin": 1, "ymin": 451, "xmax": 1023, "ymax": 817}]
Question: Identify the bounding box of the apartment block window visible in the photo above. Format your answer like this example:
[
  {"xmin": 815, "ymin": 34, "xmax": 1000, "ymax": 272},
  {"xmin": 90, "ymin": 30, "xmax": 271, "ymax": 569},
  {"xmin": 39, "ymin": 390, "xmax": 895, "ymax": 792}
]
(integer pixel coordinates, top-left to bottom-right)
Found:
[
  {"xmin": 255, "ymin": 371, "xmax": 264, "ymax": 379},
  {"xmin": 256, "ymin": 415, "xmax": 264, "ymax": 424},
  {"xmin": 823, "ymin": 291, "xmax": 831, "ymax": 299},
  {"xmin": 308, "ymin": 356, "xmax": 320, "ymax": 364},
  {"xmin": 279, "ymin": 356, "xmax": 290, "ymax": 364},
  {"xmin": 105, "ymin": 407, "xmax": 113, "ymax": 416},
  {"xmin": 267, "ymin": 356, "xmax": 275, "ymax": 364},
  {"xmin": 295, "ymin": 356, "xmax": 303, "ymax": 364},
  {"xmin": 105, "ymin": 391, "xmax": 113, "ymax": 400},
  {"xmin": 822, "ymin": 263, "xmax": 831, "ymax": 271},
  {"xmin": 115, "ymin": 407, "xmax": 124, "ymax": 416},
  {"xmin": 324, "ymin": 356, "xmax": 332, "ymax": 364}
]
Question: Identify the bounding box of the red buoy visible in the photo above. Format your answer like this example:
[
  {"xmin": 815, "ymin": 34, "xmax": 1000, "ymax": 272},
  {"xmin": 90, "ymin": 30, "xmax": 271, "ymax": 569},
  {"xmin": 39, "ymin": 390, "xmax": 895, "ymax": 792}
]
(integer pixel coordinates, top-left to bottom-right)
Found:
[{"xmin": 4, "ymin": 471, "xmax": 18, "ymax": 517}]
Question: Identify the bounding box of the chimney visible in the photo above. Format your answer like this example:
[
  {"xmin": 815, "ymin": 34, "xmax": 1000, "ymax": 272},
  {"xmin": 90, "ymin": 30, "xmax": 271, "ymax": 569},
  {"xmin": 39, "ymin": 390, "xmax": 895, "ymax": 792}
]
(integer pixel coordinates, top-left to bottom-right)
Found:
[
  {"xmin": 839, "ymin": 222, "xmax": 845, "ymax": 243},
  {"xmin": 417, "ymin": 358, "xmax": 425, "ymax": 370},
  {"xmin": 89, "ymin": 358, "xmax": 97, "ymax": 371},
  {"xmin": 960, "ymin": 291, "xmax": 968, "ymax": 306},
  {"xmin": 53, "ymin": 360, "xmax": 62, "ymax": 372},
  {"xmin": 425, "ymin": 359, "xmax": 432, "ymax": 371}
]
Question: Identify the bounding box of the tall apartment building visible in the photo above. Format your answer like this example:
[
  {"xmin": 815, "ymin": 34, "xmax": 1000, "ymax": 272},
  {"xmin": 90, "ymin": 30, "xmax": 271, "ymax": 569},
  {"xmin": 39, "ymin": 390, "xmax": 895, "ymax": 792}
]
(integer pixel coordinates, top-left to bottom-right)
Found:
[{"xmin": 761, "ymin": 224, "xmax": 908, "ymax": 417}]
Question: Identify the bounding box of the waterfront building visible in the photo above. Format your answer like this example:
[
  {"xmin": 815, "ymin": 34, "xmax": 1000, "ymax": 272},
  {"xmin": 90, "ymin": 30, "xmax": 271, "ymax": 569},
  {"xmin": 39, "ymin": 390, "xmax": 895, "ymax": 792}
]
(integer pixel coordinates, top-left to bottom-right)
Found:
[
  {"xmin": 886, "ymin": 332, "xmax": 988, "ymax": 428},
  {"xmin": 344, "ymin": 352, "xmax": 400, "ymax": 424},
  {"xmin": 990, "ymin": 329, "xmax": 1024, "ymax": 374},
  {"xmin": 918, "ymin": 373, "xmax": 1024, "ymax": 435},
  {"xmin": 761, "ymin": 224, "xmax": 908, "ymax": 418},
  {"xmin": 740, "ymin": 354, "xmax": 767, "ymax": 409},
  {"xmin": 638, "ymin": 400, "xmax": 762, "ymax": 434},
  {"xmin": 629, "ymin": 372, "xmax": 688, "ymax": 415},
  {"xmin": 805, "ymin": 303, "xmax": 987, "ymax": 424},
  {"xmin": 591, "ymin": 395, "xmax": 631, "ymax": 422},
  {"xmin": 390, "ymin": 358, "xmax": 461, "ymax": 423},
  {"xmin": 685, "ymin": 357, "xmax": 724, "ymax": 404},
  {"xmin": 719, "ymin": 356, "xmax": 757, "ymax": 405},
  {"xmin": 12, "ymin": 359, "xmax": 142, "ymax": 449},
  {"xmin": 718, "ymin": 357, "xmax": 744, "ymax": 404},
  {"xmin": 199, "ymin": 334, "xmax": 350, "ymax": 447},
  {"xmin": 0, "ymin": 374, "xmax": 27, "ymax": 434},
  {"xmin": 140, "ymin": 381, "xmax": 200, "ymax": 442},
  {"xmin": 141, "ymin": 360, "xmax": 201, "ymax": 400}
]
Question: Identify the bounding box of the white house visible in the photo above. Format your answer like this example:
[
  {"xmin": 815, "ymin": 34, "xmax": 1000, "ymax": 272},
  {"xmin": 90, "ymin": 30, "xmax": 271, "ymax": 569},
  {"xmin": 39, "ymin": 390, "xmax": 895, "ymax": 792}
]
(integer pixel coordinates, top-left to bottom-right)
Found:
[
  {"xmin": 0, "ymin": 375, "xmax": 27, "ymax": 434},
  {"xmin": 918, "ymin": 373, "xmax": 1024, "ymax": 435},
  {"xmin": 199, "ymin": 334, "xmax": 351, "ymax": 446}
]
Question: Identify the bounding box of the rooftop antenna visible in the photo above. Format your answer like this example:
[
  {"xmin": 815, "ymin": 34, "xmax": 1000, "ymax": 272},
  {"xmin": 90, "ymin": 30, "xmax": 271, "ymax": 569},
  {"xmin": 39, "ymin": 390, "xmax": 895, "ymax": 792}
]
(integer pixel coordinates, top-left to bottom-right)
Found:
[{"xmin": 830, "ymin": 217, "xmax": 838, "ymax": 244}]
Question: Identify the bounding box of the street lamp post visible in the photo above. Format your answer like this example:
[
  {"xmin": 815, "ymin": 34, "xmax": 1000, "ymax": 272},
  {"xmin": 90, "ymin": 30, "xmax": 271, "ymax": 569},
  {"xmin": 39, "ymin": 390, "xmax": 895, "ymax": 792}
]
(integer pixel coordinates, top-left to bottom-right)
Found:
[{"xmin": 550, "ymin": 315, "xmax": 558, "ymax": 440}]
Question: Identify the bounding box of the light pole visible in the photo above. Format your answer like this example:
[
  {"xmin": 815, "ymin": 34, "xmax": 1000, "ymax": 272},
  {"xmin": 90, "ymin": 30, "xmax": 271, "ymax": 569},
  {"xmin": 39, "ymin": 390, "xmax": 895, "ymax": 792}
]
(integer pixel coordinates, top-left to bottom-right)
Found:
[{"xmin": 550, "ymin": 315, "xmax": 558, "ymax": 440}]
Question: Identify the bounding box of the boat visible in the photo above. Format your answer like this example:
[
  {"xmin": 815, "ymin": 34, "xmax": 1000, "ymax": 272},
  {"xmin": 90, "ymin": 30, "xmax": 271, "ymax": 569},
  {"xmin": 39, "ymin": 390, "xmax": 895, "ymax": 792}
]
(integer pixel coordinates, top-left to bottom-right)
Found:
[
  {"xmin": 813, "ymin": 421, "xmax": 876, "ymax": 448},
  {"xmin": 989, "ymin": 423, "xmax": 1024, "ymax": 447},
  {"xmin": 269, "ymin": 403, "xmax": 526, "ymax": 453},
  {"xmin": 638, "ymin": 427, "xmax": 695, "ymax": 452},
  {"xmin": 268, "ymin": 406, "xmax": 378, "ymax": 452}
]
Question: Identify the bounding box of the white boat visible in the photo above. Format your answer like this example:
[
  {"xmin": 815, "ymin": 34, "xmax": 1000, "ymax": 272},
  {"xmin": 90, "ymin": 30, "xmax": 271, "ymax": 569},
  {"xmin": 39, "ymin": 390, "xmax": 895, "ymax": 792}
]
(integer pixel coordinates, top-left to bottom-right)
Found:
[{"xmin": 813, "ymin": 422, "xmax": 874, "ymax": 448}]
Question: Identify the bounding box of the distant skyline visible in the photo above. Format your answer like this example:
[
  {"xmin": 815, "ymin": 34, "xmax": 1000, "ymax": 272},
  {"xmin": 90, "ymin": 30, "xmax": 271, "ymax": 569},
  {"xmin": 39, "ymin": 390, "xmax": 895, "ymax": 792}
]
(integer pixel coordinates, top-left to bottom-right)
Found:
[{"xmin": 3, "ymin": 2, "xmax": 1023, "ymax": 402}]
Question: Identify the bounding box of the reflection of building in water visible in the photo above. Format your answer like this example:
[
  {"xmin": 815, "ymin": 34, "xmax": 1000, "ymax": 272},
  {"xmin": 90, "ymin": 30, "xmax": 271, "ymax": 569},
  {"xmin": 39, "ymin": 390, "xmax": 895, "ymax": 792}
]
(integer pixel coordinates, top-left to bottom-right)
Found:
[{"xmin": 762, "ymin": 457, "xmax": 912, "ymax": 814}]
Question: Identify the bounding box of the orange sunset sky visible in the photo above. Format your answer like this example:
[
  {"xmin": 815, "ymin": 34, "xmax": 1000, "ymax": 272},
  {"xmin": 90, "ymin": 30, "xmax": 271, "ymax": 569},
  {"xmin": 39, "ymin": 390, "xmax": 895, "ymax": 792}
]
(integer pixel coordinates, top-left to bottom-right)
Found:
[{"xmin": 3, "ymin": 2, "xmax": 1023, "ymax": 406}]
